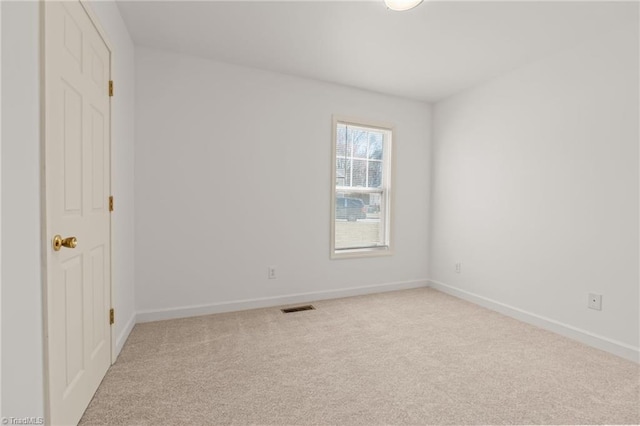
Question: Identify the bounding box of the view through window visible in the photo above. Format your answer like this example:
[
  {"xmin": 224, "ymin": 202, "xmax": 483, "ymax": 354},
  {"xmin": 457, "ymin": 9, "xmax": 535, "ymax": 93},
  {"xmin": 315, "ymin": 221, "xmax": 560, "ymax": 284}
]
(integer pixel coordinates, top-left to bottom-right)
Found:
[{"xmin": 332, "ymin": 119, "xmax": 392, "ymax": 256}]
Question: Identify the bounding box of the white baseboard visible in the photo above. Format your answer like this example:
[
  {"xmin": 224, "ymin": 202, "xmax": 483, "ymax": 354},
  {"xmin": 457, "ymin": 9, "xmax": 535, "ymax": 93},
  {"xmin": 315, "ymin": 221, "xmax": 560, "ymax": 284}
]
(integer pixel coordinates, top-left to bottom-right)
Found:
[
  {"xmin": 136, "ymin": 279, "xmax": 429, "ymax": 323},
  {"xmin": 115, "ymin": 312, "xmax": 136, "ymax": 356},
  {"xmin": 428, "ymin": 279, "xmax": 639, "ymax": 363}
]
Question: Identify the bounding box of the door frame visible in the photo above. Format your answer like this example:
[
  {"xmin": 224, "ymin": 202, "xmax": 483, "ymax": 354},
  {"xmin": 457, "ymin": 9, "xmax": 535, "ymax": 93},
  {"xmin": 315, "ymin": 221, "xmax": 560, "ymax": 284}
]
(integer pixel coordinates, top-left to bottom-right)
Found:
[{"xmin": 40, "ymin": 0, "xmax": 115, "ymax": 422}]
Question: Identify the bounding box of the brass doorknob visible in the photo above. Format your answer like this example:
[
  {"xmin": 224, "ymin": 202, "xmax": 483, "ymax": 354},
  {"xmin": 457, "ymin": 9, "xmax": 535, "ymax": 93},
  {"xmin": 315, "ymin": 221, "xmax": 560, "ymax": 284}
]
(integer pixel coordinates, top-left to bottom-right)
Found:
[{"xmin": 52, "ymin": 235, "xmax": 78, "ymax": 251}]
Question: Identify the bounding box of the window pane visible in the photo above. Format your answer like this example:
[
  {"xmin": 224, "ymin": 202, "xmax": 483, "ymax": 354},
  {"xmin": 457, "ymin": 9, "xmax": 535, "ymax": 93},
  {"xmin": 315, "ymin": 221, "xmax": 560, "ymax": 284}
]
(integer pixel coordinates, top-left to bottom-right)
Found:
[
  {"xmin": 353, "ymin": 129, "xmax": 368, "ymax": 158},
  {"xmin": 334, "ymin": 191, "xmax": 384, "ymax": 249},
  {"xmin": 352, "ymin": 159, "xmax": 366, "ymax": 187},
  {"xmin": 333, "ymin": 120, "xmax": 391, "ymax": 255},
  {"xmin": 337, "ymin": 125, "xmax": 347, "ymax": 157},
  {"xmin": 368, "ymin": 161, "xmax": 382, "ymax": 188},
  {"xmin": 368, "ymin": 132, "xmax": 383, "ymax": 160},
  {"xmin": 336, "ymin": 158, "xmax": 347, "ymax": 186}
]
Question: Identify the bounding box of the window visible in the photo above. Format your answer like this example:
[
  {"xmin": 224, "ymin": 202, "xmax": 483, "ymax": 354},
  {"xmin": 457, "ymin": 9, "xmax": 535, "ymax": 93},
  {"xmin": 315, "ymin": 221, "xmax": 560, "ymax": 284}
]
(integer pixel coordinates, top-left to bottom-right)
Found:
[{"xmin": 331, "ymin": 116, "xmax": 393, "ymax": 258}]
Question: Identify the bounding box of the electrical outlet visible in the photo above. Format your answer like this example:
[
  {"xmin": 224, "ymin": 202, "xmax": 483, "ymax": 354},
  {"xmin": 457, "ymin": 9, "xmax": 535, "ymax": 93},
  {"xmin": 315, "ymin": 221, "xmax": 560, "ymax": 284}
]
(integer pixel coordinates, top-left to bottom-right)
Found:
[
  {"xmin": 268, "ymin": 266, "xmax": 277, "ymax": 280},
  {"xmin": 588, "ymin": 293, "xmax": 602, "ymax": 311},
  {"xmin": 455, "ymin": 262, "xmax": 462, "ymax": 273}
]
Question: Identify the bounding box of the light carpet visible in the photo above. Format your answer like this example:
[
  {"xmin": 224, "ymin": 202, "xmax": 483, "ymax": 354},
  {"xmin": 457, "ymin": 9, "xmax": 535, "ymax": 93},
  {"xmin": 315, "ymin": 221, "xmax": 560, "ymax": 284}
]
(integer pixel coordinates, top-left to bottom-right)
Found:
[{"xmin": 80, "ymin": 288, "xmax": 639, "ymax": 425}]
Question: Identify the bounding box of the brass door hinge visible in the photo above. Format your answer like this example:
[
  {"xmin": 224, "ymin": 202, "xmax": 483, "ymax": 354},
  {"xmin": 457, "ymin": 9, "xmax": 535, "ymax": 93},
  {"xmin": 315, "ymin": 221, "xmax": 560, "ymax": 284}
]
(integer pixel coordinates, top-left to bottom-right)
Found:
[
  {"xmin": 109, "ymin": 80, "xmax": 114, "ymax": 97},
  {"xmin": 109, "ymin": 195, "xmax": 114, "ymax": 212},
  {"xmin": 109, "ymin": 308, "xmax": 115, "ymax": 325}
]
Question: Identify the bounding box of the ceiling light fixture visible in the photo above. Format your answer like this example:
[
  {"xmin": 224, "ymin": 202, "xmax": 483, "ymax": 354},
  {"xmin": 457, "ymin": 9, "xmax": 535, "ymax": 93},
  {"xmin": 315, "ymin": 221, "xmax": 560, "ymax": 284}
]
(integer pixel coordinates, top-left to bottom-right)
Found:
[{"xmin": 384, "ymin": 0, "xmax": 423, "ymax": 11}]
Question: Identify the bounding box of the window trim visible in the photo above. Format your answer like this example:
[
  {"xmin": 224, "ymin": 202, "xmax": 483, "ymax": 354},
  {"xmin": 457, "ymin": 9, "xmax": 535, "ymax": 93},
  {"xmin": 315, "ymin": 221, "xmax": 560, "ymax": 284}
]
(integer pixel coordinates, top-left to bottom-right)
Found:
[{"xmin": 330, "ymin": 115, "xmax": 395, "ymax": 260}]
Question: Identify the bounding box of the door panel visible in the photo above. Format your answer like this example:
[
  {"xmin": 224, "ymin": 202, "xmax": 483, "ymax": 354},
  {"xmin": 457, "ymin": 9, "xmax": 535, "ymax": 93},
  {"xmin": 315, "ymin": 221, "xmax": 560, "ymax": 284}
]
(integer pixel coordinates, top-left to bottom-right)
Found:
[
  {"xmin": 91, "ymin": 107, "xmax": 105, "ymax": 210},
  {"xmin": 63, "ymin": 256, "xmax": 84, "ymax": 389},
  {"xmin": 90, "ymin": 245, "xmax": 106, "ymax": 355},
  {"xmin": 45, "ymin": 2, "xmax": 112, "ymax": 425},
  {"xmin": 63, "ymin": 84, "xmax": 83, "ymax": 214}
]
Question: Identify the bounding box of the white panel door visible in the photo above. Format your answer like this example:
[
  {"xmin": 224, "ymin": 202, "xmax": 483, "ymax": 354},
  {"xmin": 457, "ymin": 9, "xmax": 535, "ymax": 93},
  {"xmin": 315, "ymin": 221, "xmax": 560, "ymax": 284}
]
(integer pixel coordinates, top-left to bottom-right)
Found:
[{"xmin": 44, "ymin": 2, "xmax": 112, "ymax": 425}]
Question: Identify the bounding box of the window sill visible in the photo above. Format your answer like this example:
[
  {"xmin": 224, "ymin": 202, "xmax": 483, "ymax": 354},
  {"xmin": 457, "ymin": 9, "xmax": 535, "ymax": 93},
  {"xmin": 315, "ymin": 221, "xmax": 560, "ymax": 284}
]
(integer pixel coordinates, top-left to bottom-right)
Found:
[{"xmin": 331, "ymin": 246, "xmax": 393, "ymax": 260}]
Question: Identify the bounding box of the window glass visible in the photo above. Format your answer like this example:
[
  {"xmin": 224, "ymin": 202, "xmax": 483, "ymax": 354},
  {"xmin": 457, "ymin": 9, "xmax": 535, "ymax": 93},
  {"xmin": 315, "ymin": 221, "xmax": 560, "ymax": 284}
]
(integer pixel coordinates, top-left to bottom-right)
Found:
[{"xmin": 332, "ymin": 119, "xmax": 392, "ymax": 257}]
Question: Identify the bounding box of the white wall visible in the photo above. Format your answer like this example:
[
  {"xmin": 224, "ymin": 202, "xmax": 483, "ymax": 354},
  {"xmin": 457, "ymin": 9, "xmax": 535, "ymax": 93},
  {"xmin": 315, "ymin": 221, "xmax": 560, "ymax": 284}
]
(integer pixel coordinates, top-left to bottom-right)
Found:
[
  {"xmin": 430, "ymin": 24, "xmax": 639, "ymax": 361},
  {"xmin": 135, "ymin": 47, "xmax": 431, "ymax": 319},
  {"xmin": 0, "ymin": 0, "xmax": 135, "ymax": 418},
  {"xmin": 0, "ymin": 0, "xmax": 3, "ymax": 417},
  {"xmin": 1, "ymin": 1, "xmax": 44, "ymax": 417}
]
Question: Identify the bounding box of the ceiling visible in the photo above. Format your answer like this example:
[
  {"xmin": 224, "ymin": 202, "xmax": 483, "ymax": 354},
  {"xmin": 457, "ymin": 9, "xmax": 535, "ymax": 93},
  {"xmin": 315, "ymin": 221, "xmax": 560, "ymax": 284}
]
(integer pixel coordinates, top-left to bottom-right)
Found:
[{"xmin": 116, "ymin": 0, "xmax": 638, "ymax": 102}]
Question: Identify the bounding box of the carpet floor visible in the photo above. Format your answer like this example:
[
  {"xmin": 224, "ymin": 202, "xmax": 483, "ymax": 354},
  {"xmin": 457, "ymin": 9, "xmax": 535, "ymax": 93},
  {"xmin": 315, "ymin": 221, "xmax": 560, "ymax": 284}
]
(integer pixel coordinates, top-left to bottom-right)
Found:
[{"xmin": 79, "ymin": 288, "xmax": 639, "ymax": 425}]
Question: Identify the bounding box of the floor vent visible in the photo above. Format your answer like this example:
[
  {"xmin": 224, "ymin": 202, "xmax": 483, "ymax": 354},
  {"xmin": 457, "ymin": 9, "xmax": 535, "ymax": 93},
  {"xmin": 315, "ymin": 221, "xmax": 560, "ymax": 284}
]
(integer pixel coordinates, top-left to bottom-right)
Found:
[{"xmin": 281, "ymin": 305, "xmax": 315, "ymax": 314}]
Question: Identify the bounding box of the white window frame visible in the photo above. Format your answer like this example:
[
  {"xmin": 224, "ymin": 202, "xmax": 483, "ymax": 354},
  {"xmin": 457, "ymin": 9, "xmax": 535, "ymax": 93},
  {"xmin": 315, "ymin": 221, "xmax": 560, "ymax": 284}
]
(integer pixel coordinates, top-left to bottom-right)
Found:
[{"xmin": 330, "ymin": 115, "xmax": 394, "ymax": 259}]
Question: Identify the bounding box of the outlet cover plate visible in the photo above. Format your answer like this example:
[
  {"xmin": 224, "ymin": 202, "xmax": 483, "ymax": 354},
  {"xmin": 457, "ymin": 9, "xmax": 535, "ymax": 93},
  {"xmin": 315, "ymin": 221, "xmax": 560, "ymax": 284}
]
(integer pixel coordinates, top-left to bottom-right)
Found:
[{"xmin": 588, "ymin": 293, "xmax": 602, "ymax": 311}]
